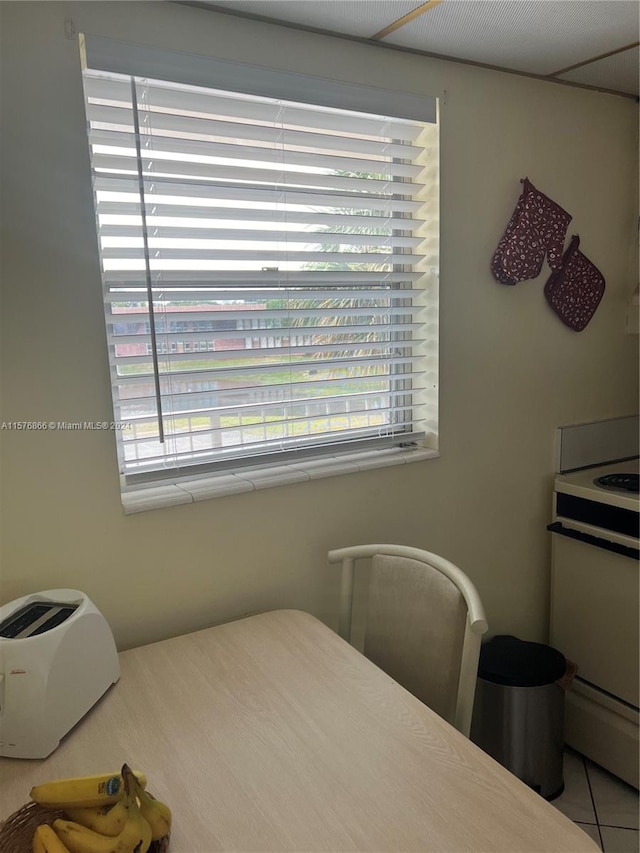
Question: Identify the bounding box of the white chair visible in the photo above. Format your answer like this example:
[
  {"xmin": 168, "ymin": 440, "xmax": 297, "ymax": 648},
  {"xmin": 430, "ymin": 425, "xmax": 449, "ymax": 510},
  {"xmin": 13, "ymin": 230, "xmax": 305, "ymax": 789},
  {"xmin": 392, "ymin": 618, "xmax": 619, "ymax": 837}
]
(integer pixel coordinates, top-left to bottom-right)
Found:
[{"xmin": 327, "ymin": 544, "xmax": 488, "ymax": 737}]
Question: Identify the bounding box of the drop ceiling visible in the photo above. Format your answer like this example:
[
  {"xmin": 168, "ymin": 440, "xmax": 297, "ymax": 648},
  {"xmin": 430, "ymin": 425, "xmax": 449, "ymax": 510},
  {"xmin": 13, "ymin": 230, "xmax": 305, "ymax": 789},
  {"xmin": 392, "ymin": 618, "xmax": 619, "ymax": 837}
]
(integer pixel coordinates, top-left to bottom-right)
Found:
[{"xmin": 192, "ymin": 0, "xmax": 640, "ymax": 98}]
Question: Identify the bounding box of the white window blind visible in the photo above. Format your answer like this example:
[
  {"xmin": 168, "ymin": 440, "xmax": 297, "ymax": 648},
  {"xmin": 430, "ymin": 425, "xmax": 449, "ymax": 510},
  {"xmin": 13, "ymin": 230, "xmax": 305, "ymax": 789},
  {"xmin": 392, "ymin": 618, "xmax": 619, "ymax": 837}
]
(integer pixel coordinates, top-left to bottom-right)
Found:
[{"xmin": 81, "ymin": 53, "xmax": 437, "ymax": 486}]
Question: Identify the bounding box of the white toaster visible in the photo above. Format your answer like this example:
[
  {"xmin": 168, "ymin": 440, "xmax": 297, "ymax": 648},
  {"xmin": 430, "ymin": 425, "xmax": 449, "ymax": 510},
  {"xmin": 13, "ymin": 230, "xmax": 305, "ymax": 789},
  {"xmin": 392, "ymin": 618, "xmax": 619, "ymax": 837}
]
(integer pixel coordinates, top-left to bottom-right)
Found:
[{"xmin": 0, "ymin": 589, "xmax": 120, "ymax": 758}]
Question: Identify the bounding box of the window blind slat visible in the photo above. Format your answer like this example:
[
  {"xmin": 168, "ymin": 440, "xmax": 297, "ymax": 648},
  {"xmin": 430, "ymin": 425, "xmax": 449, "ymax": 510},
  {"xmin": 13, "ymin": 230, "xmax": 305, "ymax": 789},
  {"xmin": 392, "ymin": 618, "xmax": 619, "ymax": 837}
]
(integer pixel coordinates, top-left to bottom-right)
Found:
[
  {"xmin": 108, "ymin": 324, "xmax": 423, "ymax": 346},
  {"xmin": 120, "ymin": 397, "xmax": 422, "ymax": 429},
  {"xmin": 100, "ymin": 225, "xmax": 422, "ymax": 249},
  {"xmin": 111, "ymin": 345, "xmax": 424, "ymax": 371},
  {"xmin": 103, "ymin": 270, "xmax": 423, "ymax": 284},
  {"xmin": 96, "ymin": 201, "xmax": 425, "ymax": 232},
  {"xmin": 91, "ymin": 152, "xmax": 421, "ymax": 198},
  {"xmin": 93, "ymin": 175, "xmax": 423, "ymax": 214},
  {"xmin": 109, "ymin": 306, "xmax": 418, "ymax": 323},
  {"xmin": 101, "ymin": 248, "xmax": 421, "ymax": 266},
  {"xmin": 112, "ymin": 366, "xmax": 423, "ymax": 390},
  {"xmin": 113, "ymin": 347, "xmax": 420, "ymax": 370},
  {"xmin": 115, "ymin": 384, "xmax": 426, "ymax": 416},
  {"xmin": 86, "ymin": 103, "xmax": 423, "ymax": 158},
  {"xmin": 89, "ymin": 129, "xmax": 423, "ymax": 179},
  {"xmin": 105, "ymin": 287, "xmax": 422, "ymax": 302}
]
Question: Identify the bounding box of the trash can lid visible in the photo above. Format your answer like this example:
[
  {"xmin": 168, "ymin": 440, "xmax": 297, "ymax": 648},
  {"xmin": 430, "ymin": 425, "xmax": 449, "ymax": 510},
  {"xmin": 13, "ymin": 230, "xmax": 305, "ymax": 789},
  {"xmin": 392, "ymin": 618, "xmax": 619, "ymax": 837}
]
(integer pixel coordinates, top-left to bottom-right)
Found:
[{"xmin": 478, "ymin": 635, "xmax": 566, "ymax": 687}]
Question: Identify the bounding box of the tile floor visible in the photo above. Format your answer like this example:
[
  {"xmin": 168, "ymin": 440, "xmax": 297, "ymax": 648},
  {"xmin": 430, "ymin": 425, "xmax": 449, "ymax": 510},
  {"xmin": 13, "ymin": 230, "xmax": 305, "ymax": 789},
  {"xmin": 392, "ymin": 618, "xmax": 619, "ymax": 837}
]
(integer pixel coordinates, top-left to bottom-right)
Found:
[{"xmin": 551, "ymin": 748, "xmax": 639, "ymax": 852}]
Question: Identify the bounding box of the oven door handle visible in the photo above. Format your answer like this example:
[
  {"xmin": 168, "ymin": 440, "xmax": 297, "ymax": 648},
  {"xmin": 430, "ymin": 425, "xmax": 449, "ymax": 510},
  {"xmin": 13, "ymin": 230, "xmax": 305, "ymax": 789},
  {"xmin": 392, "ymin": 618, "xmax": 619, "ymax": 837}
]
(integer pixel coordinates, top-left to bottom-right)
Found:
[{"xmin": 547, "ymin": 522, "xmax": 640, "ymax": 561}]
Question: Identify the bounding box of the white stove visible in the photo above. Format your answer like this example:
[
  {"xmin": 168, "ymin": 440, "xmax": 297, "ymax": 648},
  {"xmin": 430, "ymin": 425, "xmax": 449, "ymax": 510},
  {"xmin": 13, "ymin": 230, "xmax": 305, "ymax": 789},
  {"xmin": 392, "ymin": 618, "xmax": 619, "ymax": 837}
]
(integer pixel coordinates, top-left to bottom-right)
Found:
[
  {"xmin": 549, "ymin": 426, "xmax": 639, "ymax": 789},
  {"xmin": 552, "ymin": 458, "xmax": 640, "ymax": 552}
]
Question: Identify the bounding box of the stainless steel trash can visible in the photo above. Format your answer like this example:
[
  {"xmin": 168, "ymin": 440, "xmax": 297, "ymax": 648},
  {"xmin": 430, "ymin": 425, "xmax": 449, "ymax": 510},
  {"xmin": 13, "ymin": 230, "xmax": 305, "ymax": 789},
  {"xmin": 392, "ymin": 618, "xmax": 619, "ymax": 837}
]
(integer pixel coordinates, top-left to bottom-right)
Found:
[{"xmin": 470, "ymin": 635, "xmax": 567, "ymax": 800}]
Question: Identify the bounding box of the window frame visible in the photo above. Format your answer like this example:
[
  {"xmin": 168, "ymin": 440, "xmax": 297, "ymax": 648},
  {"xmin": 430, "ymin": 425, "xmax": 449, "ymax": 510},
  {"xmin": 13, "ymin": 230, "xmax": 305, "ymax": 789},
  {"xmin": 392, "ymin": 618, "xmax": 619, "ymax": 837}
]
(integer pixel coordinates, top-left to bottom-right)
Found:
[{"xmin": 79, "ymin": 36, "xmax": 440, "ymax": 510}]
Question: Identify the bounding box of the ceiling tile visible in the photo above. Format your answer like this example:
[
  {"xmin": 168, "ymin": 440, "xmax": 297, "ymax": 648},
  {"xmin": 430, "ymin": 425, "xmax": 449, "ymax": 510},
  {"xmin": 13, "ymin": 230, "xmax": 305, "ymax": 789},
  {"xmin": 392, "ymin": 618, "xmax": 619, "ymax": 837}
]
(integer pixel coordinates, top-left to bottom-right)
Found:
[
  {"xmin": 191, "ymin": 0, "xmax": 639, "ymax": 97},
  {"xmin": 557, "ymin": 45, "xmax": 639, "ymax": 95},
  {"xmin": 379, "ymin": 0, "xmax": 639, "ymax": 77},
  {"xmin": 203, "ymin": 1, "xmax": 424, "ymax": 38}
]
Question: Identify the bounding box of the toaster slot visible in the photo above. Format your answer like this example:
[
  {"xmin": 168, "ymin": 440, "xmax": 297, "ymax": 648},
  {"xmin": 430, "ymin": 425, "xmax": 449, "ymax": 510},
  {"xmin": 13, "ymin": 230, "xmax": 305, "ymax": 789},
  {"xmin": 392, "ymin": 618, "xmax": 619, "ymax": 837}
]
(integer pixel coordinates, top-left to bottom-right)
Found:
[
  {"xmin": 30, "ymin": 606, "xmax": 78, "ymax": 636},
  {"xmin": 0, "ymin": 603, "xmax": 52, "ymax": 638},
  {"xmin": 0, "ymin": 602, "xmax": 78, "ymax": 638}
]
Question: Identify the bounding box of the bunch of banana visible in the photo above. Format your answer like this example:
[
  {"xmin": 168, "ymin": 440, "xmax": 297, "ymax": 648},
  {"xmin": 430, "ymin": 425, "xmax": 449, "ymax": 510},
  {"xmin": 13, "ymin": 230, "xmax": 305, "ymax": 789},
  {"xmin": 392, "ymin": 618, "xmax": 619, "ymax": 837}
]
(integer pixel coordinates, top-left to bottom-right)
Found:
[{"xmin": 29, "ymin": 764, "xmax": 172, "ymax": 853}]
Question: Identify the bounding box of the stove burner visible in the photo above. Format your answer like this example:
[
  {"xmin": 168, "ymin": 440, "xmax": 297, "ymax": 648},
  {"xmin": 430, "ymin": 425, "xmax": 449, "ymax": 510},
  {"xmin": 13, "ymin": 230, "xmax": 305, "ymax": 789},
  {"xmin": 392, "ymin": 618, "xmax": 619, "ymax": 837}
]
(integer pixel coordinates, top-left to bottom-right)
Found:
[{"xmin": 594, "ymin": 473, "xmax": 640, "ymax": 493}]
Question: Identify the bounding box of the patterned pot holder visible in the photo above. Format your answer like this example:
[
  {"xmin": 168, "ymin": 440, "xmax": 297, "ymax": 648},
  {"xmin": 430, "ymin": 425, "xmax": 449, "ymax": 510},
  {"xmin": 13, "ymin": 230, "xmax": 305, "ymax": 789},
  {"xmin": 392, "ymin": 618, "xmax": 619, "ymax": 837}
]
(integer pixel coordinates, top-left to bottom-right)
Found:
[
  {"xmin": 492, "ymin": 178, "xmax": 572, "ymax": 285},
  {"xmin": 544, "ymin": 235, "xmax": 605, "ymax": 331}
]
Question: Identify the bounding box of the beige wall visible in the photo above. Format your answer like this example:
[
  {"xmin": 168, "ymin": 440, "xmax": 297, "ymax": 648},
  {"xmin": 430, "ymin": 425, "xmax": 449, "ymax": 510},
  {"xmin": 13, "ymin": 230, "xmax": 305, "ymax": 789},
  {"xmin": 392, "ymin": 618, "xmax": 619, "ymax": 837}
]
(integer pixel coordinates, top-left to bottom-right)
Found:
[{"xmin": 1, "ymin": 1, "xmax": 638, "ymax": 650}]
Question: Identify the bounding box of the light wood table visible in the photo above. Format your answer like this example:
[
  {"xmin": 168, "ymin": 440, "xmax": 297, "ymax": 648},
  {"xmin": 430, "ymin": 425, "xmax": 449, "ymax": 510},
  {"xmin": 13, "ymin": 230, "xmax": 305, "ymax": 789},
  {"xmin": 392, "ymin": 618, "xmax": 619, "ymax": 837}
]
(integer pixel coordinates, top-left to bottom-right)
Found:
[{"xmin": 1, "ymin": 610, "xmax": 597, "ymax": 852}]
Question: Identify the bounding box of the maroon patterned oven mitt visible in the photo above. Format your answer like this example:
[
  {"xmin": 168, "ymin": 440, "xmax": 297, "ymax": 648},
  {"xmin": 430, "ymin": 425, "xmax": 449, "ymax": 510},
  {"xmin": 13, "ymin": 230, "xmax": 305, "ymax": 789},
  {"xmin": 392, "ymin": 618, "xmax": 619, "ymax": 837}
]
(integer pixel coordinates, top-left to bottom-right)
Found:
[
  {"xmin": 544, "ymin": 235, "xmax": 605, "ymax": 331},
  {"xmin": 492, "ymin": 178, "xmax": 572, "ymax": 285}
]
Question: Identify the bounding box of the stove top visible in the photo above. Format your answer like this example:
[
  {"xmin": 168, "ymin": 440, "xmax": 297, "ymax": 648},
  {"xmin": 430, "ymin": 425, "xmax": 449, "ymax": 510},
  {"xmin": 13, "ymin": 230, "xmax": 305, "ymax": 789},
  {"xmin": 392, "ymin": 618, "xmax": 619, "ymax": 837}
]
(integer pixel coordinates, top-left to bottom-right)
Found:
[{"xmin": 555, "ymin": 459, "xmax": 640, "ymax": 511}]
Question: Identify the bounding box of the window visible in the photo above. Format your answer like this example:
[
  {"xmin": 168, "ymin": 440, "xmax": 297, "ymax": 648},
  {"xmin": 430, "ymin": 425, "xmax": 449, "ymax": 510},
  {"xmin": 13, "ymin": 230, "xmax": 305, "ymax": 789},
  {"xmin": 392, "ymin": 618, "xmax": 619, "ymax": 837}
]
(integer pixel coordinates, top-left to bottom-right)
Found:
[{"xmin": 81, "ymin": 39, "xmax": 438, "ymax": 496}]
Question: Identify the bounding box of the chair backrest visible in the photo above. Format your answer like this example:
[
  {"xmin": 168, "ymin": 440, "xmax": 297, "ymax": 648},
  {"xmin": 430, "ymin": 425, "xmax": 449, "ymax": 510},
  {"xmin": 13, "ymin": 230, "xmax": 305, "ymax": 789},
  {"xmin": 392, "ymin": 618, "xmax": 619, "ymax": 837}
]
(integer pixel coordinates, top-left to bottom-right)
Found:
[{"xmin": 327, "ymin": 544, "xmax": 488, "ymax": 737}]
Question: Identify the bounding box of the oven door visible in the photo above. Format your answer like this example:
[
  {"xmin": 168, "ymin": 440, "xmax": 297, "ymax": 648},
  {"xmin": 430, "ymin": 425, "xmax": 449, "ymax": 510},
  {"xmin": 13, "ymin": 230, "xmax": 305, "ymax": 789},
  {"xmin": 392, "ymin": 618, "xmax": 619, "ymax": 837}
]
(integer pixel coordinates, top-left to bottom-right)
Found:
[{"xmin": 549, "ymin": 528, "xmax": 639, "ymax": 709}]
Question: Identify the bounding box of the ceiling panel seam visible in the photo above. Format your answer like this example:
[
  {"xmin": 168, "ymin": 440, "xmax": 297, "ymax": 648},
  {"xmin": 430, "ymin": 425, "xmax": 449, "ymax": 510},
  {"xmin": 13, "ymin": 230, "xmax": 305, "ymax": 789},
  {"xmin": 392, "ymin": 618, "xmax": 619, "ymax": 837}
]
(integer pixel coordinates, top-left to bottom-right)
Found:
[
  {"xmin": 549, "ymin": 41, "xmax": 640, "ymax": 77},
  {"xmin": 370, "ymin": 0, "xmax": 443, "ymax": 41}
]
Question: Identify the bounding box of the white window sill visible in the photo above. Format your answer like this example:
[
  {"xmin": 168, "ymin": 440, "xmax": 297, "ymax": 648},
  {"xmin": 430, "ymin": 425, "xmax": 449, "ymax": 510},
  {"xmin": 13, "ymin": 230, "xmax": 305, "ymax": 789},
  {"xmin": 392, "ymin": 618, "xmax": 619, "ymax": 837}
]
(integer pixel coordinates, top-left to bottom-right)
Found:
[{"xmin": 121, "ymin": 447, "xmax": 439, "ymax": 514}]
